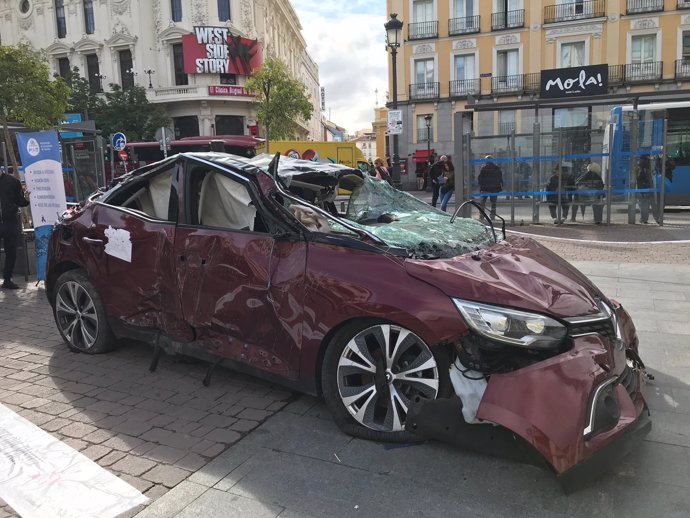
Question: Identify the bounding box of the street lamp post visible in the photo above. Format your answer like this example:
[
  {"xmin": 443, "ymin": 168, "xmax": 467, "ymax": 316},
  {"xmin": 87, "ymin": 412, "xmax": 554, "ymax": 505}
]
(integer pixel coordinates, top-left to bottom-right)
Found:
[
  {"xmin": 424, "ymin": 114, "xmax": 432, "ymax": 168},
  {"xmin": 385, "ymin": 13, "xmax": 403, "ymax": 189},
  {"xmin": 144, "ymin": 67, "xmax": 156, "ymax": 89},
  {"xmin": 94, "ymin": 73, "xmax": 106, "ymax": 92}
]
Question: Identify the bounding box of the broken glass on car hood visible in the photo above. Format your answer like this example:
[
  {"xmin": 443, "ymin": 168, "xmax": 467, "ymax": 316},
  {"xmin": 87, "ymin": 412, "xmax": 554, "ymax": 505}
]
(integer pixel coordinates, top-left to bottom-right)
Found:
[{"xmin": 245, "ymin": 154, "xmax": 495, "ymax": 259}]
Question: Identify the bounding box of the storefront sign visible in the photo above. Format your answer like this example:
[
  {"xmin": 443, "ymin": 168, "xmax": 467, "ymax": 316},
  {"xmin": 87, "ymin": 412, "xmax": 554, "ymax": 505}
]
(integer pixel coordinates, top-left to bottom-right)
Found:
[
  {"xmin": 208, "ymin": 85, "xmax": 254, "ymax": 97},
  {"xmin": 182, "ymin": 27, "xmax": 263, "ymax": 75},
  {"xmin": 540, "ymin": 64, "xmax": 608, "ymax": 99}
]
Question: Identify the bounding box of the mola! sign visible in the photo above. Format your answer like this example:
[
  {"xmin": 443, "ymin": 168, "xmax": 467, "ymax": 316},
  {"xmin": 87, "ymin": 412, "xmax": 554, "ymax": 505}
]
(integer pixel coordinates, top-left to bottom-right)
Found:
[
  {"xmin": 540, "ymin": 64, "xmax": 608, "ymax": 99},
  {"xmin": 182, "ymin": 27, "xmax": 263, "ymax": 75}
]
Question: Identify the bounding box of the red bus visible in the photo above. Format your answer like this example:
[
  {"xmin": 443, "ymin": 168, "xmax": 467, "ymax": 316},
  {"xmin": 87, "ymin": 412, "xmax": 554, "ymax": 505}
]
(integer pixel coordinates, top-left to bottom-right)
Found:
[{"xmin": 107, "ymin": 135, "xmax": 263, "ymax": 182}]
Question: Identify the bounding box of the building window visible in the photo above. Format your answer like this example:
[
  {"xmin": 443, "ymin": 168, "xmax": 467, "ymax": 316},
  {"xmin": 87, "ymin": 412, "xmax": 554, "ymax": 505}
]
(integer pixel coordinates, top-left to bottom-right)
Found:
[
  {"xmin": 57, "ymin": 57, "xmax": 70, "ymax": 79},
  {"xmin": 560, "ymin": 41, "xmax": 585, "ymax": 68},
  {"xmin": 414, "ymin": 58, "xmax": 435, "ymax": 84},
  {"xmin": 86, "ymin": 54, "xmax": 101, "ymax": 93},
  {"xmin": 218, "ymin": 0, "xmax": 231, "ymax": 22},
  {"xmin": 413, "ymin": 0, "xmax": 433, "ymax": 22},
  {"xmin": 119, "ymin": 49, "xmax": 134, "ymax": 89},
  {"xmin": 171, "ymin": 0, "xmax": 182, "ymax": 22},
  {"xmin": 172, "ymin": 43, "xmax": 188, "ymax": 85},
  {"xmin": 554, "ymin": 107, "xmax": 590, "ymax": 129},
  {"xmin": 55, "ymin": 0, "xmax": 66, "ymax": 39},
  {"xmin": 497, "ymin": 49, "xmax": 519, "ymax": 77},
  {"xmin": 631, "ymin": 34, "xmax": 656, "ymax": 64},
  {"xmin": 83, "ymin": 0, "xmax": 95, "ymax": 34},
  {"xmin": 499, "ymin": 110, "xmax": 516, "ymax": 134},
  {"xmin": 417, "ymin": 114, "xmax": 434, "ymax": 142},
  {"xmin": 220, "ymin": 74, "xmax": 237, "ymax": 85},
  {"xmin": 454, "ymin": 54, "xmax": 475, "ymax": 80}
]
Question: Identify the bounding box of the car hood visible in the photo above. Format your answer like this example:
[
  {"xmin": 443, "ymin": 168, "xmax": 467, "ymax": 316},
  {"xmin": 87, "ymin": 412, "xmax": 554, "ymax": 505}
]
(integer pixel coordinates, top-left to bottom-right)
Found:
[{"xmin": 404, "ymin": 235, "xmax": 602, "ymax": 319}]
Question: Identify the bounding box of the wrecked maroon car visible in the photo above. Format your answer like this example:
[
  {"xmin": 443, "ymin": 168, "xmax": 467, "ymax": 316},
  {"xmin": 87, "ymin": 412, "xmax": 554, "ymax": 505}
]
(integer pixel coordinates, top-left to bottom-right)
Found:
[{"xmin": 46, "ymin": 152, "xmax": 651, "ymax": 491}]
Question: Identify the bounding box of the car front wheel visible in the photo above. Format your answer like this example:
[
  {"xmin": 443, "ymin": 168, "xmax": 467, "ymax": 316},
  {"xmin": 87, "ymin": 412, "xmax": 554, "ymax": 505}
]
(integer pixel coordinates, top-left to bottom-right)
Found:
[
  {"xmin": 53, "ymin": 270, "xmax": 115, "ymax": 354},
  {"xmin": 322, "ymin": 320, "xmax": 451, "ymax": 442}
]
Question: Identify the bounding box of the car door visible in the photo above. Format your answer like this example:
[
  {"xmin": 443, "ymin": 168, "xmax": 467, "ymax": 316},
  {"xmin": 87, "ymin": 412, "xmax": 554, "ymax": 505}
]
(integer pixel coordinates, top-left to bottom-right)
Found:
[
  {"xmin": 83, "ymin": 160, "xmax": 191, "ymax": 341},
  {"xmin": 174, "ymin": 158, "xmax": 307, "ymax": 379}
]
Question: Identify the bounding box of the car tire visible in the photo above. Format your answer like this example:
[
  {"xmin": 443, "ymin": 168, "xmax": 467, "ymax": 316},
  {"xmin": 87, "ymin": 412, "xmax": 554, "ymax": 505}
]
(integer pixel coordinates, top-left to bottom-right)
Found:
[
  {"xmin": 53, "ymin": 270, "xmax": 116, "ymax": 354},
  {"xmin": 322, "ymin": 319, "xmax": 452, "ymax": 443}
]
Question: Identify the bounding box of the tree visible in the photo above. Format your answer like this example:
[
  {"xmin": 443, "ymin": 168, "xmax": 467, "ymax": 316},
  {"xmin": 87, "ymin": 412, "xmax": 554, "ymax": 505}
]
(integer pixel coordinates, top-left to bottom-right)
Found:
[
  {"xmin": 94, "ymin": 84, "xmax": 169, "ymax": 141},
  {"xmin": 245, "ymin": 58, "xmax": 313, "ymax": 152},
  {"xmin": 62, "ymin": 66, "xmax": 103, "ymax": 121},
  {"xmin": 0, "ymin": 44, "xmax": 71, "ymax": 171}
]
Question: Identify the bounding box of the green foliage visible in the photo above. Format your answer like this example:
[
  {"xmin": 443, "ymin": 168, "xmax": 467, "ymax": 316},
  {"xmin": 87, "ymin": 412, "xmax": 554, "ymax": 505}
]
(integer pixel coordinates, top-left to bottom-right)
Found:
[
  {"xmin": 63, "ymin": 66, "xmax": 103, "ymax": 120},
  {"xmin": 94, "ymin": 84, "xmax": 169, "ymax": 141},
  {"xmin": 0, "ymin": 44, "xmax": 70, "ymax": 128},
  {"xmin": 245, "ymin": 58, "xmax": 314, "ymax": 150}
]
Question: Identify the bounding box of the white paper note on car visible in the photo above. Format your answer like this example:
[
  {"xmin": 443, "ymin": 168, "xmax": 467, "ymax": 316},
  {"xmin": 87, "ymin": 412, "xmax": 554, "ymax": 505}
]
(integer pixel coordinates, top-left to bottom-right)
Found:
[
  {"xmin": 0, "ymin": 404, "xmax": 147, "ymax": 518},
  {"xmin": 104, "ymin": 226, "xmax": 133, "ymax": 263}
]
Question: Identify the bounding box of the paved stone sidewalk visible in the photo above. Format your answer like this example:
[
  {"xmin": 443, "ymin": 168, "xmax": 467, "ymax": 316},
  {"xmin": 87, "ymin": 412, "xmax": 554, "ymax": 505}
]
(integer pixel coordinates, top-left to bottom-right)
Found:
[{"xmin": 0, "ymin": 284, "xmax": 294, "ymax": 517}]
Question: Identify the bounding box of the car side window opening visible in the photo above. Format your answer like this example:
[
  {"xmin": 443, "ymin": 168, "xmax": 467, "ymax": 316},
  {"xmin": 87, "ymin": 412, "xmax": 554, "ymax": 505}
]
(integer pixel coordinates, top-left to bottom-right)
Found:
[
  {"xmin": 189, "ymin": 167, "xmax": 267, "ymax": 232},
  {"xmin": 106, "ymin": 166, "xmax": 176, "ymax": 221}
]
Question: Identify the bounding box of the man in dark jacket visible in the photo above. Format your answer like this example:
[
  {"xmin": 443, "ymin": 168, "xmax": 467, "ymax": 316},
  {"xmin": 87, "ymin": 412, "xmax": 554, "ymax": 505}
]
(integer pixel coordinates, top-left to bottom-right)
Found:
[
  {"xmin": 428, "ymin": 155, "xmax": 447, "ymax": 207},
  {"xmin": 0, "ymin": 167, "xmax": 31, "ymax": 289},
  {"xmin": 478, "ymin": 155, "xmax": 503, "ymax": 219}
]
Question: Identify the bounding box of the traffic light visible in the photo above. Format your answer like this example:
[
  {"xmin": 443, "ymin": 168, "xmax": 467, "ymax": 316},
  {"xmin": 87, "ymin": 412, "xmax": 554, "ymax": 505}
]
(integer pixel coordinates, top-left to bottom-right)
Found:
[{"xmin": 104, "ymin": 145, "xmax": 111, "ymax": 162}]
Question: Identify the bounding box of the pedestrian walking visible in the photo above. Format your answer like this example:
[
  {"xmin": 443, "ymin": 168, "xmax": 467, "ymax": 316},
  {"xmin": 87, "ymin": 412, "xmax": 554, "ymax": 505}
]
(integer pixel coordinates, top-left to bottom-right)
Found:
[
  {"xmin": 429, "ymin": 155, "xmax": 448, "ymax": 207},
  {"xmin": 0, "ymin": 166, "xmax": 31, "ymax": 289},
  {"xmin": 478, "ymin": 155, "xmax": 503, "ymax": 220},
  {"xmin": 373, "ymin": 157, "xmax": 393, "ymax": 185},
  {"xmin": 545, "ymin": 166, "xmax": 573, "ymax": 224},
  {"xmin": 573, "ymin": 162, "xmax": 605, "ymax": 224},
  {"xmin": 439, "ymin": 158, "xmax": 455, "ymax": 212},
  {"xmin": 636, "ymin": 155, "xmax": 657, "ymax": 224}
]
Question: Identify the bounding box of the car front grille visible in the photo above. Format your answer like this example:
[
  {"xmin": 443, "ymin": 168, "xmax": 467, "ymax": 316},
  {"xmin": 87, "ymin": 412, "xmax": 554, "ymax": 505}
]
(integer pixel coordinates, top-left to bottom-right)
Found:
[{"xmin": 567, "ymin": 318, "xmax": 616, "ymax": 342}]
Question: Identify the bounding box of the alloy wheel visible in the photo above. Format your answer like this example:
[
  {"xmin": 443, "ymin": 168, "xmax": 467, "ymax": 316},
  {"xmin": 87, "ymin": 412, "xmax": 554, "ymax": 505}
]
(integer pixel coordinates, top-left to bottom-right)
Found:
[
  {"xmin": 55, "ymin": 281, "xmax": 99, "ymax": 351},
  {"xmin": 336, "ymin": 324, "xmax": 439, "ymax": 432}
]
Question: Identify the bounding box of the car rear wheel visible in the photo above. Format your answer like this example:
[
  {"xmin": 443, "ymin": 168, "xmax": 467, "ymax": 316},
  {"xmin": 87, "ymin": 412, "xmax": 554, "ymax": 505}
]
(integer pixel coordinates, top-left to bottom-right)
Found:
[
  {"xmin": 322, "ymin": 320, "xmax": 451, "ymax": 443},
  {"xmin": 53, "ymin": 270, "xmax": 115, "ymax": 354}
]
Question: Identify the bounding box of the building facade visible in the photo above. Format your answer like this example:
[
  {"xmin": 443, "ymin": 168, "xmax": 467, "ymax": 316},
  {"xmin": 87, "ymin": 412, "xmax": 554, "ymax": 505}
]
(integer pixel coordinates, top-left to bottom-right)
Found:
[
  {"xmin": 351, "ymin": 131, "xmax": 377, "ymax": 163},
  {"xmin": 386, "ymin": 0, "xmax": 690, "ymax": 189},
  {"xmin": 0, "ymin": 0, "xmax": 321, "ymax": 140}
]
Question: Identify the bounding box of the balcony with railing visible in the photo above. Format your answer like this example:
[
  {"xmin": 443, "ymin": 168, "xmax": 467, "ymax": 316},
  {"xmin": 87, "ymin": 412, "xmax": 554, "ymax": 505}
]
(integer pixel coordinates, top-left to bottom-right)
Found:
[
  {"xmin": 491, "ymin": 73, "xmax": 540, "ymax": 96},
  {"xmin": 499, "ymin": 122, "xmax": 517, "ymax": 135},
  {"xmin": 408, "ymin": 20, "xmax": 438, "ymax": 40},
  {"xmin": 676, "ymin": 59, "xmax": 690, "ymax": 79},
  {"xmin": 416, "ymin": 127, "xmax": 434, "ymax": 142},
  {"xmin": 450, "ymin": 78, "xmax": 481, "ymax": 97},
  {"xmin": 608, "ymin": 65, "xmax": 625, "ymax": 87},
  {"xmin": 679, "ymin": 0, "xmax": 690, "ymax": 9},
  {"xmin": 409, "ymin": 82, "xmax": 440, "ymax": 100},
  {"xmin": 544, "ymin": 0, "xmax": 605, "ymax": 24},
  {"xmin": 492, "ymin": 9, "xmax": 525, "ymax": 31},
  {"xmin": 449, "ymin": 15, "xmax": 480, "ymax": 35},
  {"xmin": 626, "ymin": 0, "xmax": 664, "ymax": 14},
  {"xmin": 625, "ymin": 61, "xmax": 663, "ymax": 82}
]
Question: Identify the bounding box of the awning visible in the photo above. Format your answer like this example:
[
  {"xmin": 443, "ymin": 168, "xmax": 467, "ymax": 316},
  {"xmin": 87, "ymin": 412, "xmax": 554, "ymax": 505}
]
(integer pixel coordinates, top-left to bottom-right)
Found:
[{"xmin": 413, "ymin": 149, "xmax": 435, "ymax": 163}]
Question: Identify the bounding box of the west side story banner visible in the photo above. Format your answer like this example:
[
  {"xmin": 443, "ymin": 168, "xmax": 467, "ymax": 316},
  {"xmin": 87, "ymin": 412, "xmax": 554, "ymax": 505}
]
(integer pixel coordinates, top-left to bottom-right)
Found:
[{"xmin": 16, "ymin": 131, "xmax": 67, "ymax": 281}]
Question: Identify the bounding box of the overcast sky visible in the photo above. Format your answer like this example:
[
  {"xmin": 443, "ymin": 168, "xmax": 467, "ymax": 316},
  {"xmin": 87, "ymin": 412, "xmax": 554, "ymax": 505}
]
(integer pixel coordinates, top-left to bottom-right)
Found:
[{"xmin": 291, "ymin": 0, "xmax": 388, "ymax": 135}]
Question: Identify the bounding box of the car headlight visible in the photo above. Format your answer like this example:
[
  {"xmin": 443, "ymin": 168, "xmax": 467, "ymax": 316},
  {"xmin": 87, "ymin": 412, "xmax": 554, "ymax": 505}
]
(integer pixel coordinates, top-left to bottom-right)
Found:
[{"xmin": 453, "ymin": 298, "xmax": 567, "ymax": 349}]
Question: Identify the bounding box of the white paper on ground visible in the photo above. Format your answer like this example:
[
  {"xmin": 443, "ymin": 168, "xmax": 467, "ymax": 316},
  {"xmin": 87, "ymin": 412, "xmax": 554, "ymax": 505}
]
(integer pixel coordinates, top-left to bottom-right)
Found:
[
  {"xmin": 449, "ymin": 358, "xmax": 488, "ymax": 424},
  {"xmin": 0, "ymin": 404, "xmax": 147, "ymax": 518}
]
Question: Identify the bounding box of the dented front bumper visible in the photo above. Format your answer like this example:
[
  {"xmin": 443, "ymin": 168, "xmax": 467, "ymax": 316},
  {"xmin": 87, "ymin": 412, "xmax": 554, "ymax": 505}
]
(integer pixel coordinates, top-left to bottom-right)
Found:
[{"xmin": 407, "ymin": 335, "xmax": 651, "ymax": 491}]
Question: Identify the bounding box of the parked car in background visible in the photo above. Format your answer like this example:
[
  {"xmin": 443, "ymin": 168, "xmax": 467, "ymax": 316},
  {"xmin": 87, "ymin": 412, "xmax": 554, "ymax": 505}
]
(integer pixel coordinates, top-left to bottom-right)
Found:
[{"xmin": 46, "ymin": 153, "xmax": 651, "ymax": 491}]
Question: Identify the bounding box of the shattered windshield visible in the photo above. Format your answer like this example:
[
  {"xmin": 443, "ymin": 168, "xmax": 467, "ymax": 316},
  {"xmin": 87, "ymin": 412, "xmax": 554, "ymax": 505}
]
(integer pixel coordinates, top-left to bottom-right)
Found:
[{"xmin": 244, "ymin": 154, "xmax": 496, "ymax": 259}]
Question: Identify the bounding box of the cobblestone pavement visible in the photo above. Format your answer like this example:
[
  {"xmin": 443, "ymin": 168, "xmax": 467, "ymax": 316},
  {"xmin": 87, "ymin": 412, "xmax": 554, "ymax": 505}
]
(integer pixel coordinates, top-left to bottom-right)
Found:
[{"xmin": 0, "ymin": 285, "xmax": 294, "ymax": 517}]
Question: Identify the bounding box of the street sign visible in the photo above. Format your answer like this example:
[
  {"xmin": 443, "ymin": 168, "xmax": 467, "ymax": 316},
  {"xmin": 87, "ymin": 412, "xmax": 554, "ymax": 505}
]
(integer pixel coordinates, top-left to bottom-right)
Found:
[
  {"xmin": 112, "ymin": 132, "xmax": 127, "ymax": 151},
  {"xmin": 154, "ymin": 127, "xmax": 174, "ymax": 149},
  {"xmin": 387, "ymin": 110, "xmax": 403, "ymax": 135},
  {"xmin": 118, "ymin": 150, "xmax": 128, "ymax": 161}
]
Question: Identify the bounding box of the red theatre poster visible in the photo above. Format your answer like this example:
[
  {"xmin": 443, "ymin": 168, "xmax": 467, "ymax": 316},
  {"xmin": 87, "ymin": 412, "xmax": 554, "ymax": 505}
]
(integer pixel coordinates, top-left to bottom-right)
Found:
[{"xmin": 182, "ymin": 27, "xmax": 263, "ymax": 75}]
